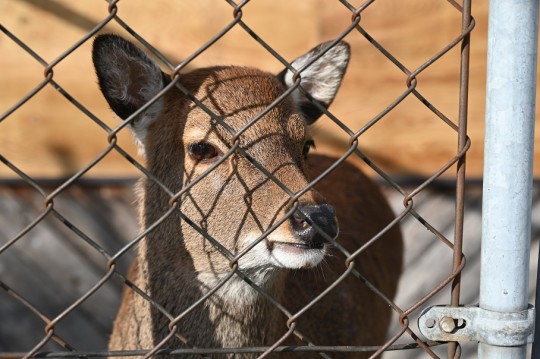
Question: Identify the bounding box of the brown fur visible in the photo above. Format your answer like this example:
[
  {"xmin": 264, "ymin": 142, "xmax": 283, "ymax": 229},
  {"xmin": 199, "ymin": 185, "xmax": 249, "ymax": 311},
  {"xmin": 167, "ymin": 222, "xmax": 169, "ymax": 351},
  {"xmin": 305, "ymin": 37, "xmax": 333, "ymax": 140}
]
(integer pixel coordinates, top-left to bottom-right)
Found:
[
  {"xmin": 108, "ymin": 68, "xmax": 402, "ymax": 358},
  {"xmin": 93, "ymin": 37, "xmax": 403, "ymax": 358}
]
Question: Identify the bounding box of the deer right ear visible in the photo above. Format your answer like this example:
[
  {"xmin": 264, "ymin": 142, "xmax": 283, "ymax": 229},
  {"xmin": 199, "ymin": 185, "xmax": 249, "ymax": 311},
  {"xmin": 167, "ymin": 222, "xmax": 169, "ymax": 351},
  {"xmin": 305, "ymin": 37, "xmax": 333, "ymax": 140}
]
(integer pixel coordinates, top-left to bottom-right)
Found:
[
  {"xmin": 278, "ymin": 41, "xmax": 350, "ymax": 125},
  {"xmin": 92, "ymin": 34, "xmax": 168, "ymax": 143}
]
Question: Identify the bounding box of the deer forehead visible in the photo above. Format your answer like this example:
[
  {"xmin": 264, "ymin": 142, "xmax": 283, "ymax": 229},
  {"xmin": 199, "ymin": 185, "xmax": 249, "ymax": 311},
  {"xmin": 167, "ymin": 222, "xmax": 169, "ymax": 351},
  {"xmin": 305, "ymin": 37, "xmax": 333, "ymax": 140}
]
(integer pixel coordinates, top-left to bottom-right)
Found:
[{"xmin": 180, "ymin": 66, "xmax": 309, "ymax": 147}]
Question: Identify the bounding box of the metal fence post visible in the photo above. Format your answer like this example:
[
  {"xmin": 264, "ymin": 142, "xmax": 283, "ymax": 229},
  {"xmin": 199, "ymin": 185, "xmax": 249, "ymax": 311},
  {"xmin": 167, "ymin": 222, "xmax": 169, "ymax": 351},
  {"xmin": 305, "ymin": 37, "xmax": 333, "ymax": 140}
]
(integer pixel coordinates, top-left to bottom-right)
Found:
[{"xmin": 481, "ymin": 0, "xmax": 539, "ymax": 358}]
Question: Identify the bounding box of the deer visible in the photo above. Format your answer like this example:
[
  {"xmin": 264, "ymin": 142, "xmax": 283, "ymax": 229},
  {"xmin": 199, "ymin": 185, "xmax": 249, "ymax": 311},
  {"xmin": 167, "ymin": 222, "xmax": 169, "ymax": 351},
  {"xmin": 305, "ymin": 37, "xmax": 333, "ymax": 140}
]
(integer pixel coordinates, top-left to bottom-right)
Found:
[{"xmin": 92, "ymin": 34, "xmax": 403, "ymax": 358}]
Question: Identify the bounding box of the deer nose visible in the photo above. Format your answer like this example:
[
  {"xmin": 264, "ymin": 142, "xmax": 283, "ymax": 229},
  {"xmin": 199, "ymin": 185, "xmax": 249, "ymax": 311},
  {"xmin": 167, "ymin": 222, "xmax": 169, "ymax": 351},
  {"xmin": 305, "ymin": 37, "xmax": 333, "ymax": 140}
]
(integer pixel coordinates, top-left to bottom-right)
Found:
[{"xmin": 291, "ymin": 203, "xmax": 338, "ymax": 248}]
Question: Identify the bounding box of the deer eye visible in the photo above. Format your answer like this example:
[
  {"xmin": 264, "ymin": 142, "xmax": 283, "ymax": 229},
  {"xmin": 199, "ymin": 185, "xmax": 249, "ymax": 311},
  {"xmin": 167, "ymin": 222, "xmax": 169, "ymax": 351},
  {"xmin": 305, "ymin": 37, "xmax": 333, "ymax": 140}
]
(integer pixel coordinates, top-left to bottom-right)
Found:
[
  {"xmin": 188, "ymin": 142, "xmax": 219, "ymax": 162},
  {"xmin": 303, "ymin": 140, "xmax": 315, "ymax": 159}
]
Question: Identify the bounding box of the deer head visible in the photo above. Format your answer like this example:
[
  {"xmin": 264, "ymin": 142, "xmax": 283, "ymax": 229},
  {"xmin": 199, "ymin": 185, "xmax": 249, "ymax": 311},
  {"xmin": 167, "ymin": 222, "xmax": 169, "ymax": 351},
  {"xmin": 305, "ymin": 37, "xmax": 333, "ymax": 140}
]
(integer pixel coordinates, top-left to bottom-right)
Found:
[{"xmin": 92, "ymin": 35, "xmax": 350, "ymax": 281}]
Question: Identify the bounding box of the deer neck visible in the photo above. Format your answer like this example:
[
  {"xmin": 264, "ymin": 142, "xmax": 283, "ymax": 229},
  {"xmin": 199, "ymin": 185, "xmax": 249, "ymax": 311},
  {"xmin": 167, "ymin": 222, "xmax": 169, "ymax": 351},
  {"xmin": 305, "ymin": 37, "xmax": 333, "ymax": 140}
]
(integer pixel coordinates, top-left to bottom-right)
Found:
[
  {"xmin": 138, "ymin": 234, "xmax": 288, "ymax": 349},
  {"xmin": 137, "ymin": 180, "xmax": 288, "ymax": 349}
]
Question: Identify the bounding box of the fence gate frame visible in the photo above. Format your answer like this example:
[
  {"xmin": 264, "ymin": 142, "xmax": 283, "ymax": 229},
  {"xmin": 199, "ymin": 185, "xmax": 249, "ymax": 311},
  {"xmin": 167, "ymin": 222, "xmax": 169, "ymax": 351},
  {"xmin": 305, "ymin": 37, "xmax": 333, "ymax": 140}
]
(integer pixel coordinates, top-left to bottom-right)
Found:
[
  {"xmin": 481, "ymin": 0, "xmax": 538, "ymax": 358},
  {"xmin": 420, "ymin": 1, "xmax": 539, "ymax": 358}
]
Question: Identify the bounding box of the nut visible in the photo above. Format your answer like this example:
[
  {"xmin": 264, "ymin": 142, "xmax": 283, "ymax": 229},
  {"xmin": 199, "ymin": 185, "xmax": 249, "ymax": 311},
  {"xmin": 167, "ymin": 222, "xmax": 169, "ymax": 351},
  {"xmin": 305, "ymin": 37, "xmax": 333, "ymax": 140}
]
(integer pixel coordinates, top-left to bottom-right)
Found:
[{"xmin": 440, "ymin": 316, "xmax": 456, "ymax": 333}]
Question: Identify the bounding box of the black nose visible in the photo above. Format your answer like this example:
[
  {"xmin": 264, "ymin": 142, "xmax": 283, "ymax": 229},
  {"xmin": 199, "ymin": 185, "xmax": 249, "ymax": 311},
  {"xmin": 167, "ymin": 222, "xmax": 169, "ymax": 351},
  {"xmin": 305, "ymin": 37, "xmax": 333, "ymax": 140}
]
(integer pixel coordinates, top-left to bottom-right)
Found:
[{"xmin": 291, "ymin": 203, "xmax": 338, "ymax": 248}]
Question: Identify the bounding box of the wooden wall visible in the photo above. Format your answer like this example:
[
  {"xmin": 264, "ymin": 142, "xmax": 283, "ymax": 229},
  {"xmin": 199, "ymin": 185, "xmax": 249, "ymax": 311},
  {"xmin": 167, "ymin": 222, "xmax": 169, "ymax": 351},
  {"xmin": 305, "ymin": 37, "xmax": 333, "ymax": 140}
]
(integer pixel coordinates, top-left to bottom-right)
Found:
[{"xmin": 1, "ymin": 0, "xmax": 537, "ymax": 180}]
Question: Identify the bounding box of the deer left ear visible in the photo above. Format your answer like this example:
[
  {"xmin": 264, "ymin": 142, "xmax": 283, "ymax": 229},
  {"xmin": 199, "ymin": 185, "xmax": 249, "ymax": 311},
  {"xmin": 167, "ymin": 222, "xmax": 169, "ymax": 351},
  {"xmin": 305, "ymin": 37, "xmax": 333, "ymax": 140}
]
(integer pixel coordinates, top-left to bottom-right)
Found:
[
  {"xmin": 92, "ymin": 34, "xmax": 168, "ymax": 145},
  {"xmin": 278, "ymin": 41, "xmax": 350, "ymax": 125}
]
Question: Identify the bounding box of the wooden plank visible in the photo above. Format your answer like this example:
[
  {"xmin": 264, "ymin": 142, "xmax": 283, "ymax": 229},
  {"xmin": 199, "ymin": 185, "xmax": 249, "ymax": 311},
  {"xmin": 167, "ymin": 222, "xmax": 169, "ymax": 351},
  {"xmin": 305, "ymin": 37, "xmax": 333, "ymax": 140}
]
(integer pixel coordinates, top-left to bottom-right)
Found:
[
  {"xmin": 1, "ymin": 0, "xmax": 539, "ymax": 179},
  {"xmin": 0, "ymin": 0, "xmax": 318, "ymax": 179},
  {"xmin": 0, "ymin": 187, "xmax": 137, "ymax": 351},
  {"xmin": 0, "ymin": 183, "xmax": 538, "ymax": 357}
]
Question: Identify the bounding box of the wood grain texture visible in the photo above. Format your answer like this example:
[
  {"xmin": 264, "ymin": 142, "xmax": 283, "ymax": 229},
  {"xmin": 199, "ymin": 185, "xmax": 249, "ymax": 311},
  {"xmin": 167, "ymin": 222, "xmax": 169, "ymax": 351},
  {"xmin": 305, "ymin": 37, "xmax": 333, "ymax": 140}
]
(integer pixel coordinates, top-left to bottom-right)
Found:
[
  {"xmin": 1, "ymin": 0, "xmax": 538, "ymax": 179},
  {"xmin": 1, "ymin": 183, "xmax": 538, "ymax": 357}
]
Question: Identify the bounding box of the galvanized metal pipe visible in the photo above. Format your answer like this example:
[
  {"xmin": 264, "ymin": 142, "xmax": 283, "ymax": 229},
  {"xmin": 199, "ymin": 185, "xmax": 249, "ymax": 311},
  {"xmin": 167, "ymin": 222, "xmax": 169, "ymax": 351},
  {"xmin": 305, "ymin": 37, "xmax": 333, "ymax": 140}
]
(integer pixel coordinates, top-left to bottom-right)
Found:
[{"xmin": 481, "ymin": 0, "xmax": 539, "ymax": 358}]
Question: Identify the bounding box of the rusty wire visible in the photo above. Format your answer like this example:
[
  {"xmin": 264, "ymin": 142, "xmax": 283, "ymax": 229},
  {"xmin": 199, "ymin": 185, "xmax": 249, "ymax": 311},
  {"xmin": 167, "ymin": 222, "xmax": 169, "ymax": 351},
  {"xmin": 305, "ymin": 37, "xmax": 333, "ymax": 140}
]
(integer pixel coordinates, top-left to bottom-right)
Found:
[{"xmin": 0, "ymin": 0, "xmax": 473, "ymax": 358}]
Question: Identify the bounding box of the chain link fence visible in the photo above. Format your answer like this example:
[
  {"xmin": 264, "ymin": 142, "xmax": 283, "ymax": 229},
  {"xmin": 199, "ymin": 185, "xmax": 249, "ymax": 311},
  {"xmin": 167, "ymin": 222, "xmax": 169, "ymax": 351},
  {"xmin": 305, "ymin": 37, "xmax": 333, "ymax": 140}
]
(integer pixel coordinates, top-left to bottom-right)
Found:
[{"xmin": 0, "ymin": 1, "xmax": 474, "ymax": 358}]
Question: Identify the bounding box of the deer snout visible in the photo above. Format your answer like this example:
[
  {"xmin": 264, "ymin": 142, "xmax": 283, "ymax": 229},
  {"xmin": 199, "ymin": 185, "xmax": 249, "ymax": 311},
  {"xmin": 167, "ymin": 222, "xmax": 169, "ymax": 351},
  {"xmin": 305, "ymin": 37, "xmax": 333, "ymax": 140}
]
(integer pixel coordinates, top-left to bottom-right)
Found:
[{"xmin": 292, "ymin": 203, "xmax": 338, "ymax": 249}]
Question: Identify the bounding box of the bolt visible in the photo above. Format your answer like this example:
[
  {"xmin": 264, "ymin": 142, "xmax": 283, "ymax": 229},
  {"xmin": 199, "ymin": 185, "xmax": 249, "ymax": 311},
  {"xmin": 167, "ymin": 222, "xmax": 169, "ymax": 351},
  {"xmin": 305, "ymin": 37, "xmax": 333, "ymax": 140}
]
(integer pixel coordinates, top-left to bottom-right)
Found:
[{"xmin": 440, "ymin": 316, "xmax": 456, "ymax": 333}]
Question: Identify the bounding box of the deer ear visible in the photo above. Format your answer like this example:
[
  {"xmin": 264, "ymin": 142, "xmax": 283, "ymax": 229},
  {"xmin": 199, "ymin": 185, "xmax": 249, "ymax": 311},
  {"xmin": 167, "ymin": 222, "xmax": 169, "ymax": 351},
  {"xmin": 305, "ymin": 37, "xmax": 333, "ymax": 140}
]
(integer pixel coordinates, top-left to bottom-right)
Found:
[
  {"xmin": 92, "ymin": 34, "xmax": 168, "ymax": 142},
  {"xmin": 278, "ymin": 41, "xmax": 350, "ymax": 125}
]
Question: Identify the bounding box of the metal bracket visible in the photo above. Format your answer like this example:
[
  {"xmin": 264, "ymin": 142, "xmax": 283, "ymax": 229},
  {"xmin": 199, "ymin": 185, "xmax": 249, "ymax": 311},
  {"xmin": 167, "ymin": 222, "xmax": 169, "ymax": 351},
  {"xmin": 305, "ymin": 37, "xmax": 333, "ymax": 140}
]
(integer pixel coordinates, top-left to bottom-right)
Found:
[{"xmin": 418, "ymin": 305, "xmax": 535, "ymax": 347}]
